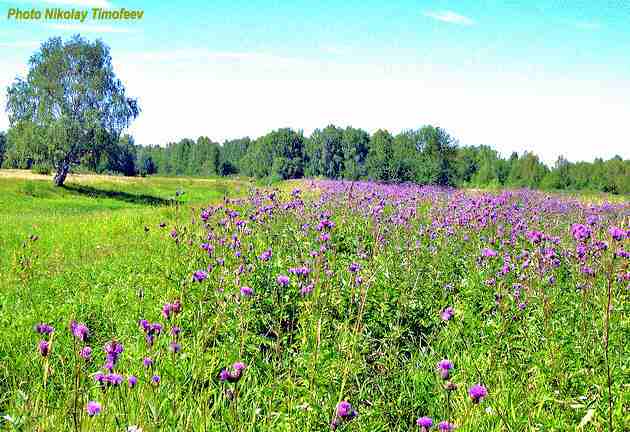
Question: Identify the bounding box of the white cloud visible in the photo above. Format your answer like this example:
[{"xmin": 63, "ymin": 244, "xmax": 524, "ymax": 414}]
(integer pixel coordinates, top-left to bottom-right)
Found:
[
  {"xmin": 423, "ymin": 10, "xmax": 475, "ymax": 26},
  {"xmin": 48, "ymin": 23, "xmax": 135, "ymax": 33}
]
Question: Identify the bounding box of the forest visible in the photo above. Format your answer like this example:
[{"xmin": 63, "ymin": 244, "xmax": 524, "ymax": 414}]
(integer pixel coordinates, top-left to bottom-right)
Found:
[{"xmin": 1, "ymin": 125, "xmax": 627, "ymax": 193}]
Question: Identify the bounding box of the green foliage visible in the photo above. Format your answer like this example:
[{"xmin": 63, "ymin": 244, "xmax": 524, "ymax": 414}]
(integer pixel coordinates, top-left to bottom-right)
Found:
[
  {"xmin": 219, "ymin": 137, "xmax": 250, "ymax": 175},
  {"xmin": 241, "ymin": 128, "xmax": 305, "ymax": 179},
  {"xmin": 365, "ymin": 129, "xmax": 395, "ymax": 181},
  {"xmin": 0, "ymin": 173, "xmax": 626, "ymax": 431},
  {"xmin": 5, "ymin": 35, "xmax": 139, "ymax": 185},
  {"xmin": 507, "ymin": 151, "xmax": 549, "ymax": 188},
  {"xmin": 341, "ymin": 127, "xmax": 370, "ymax": 180},
  {"xmin": 31, "ymin": 163, "xmax": 52, "ymax": 175},
  {"xmin": 5, "ymin": 108, "xmax": 628, "ymax": 192},
  {"xmin": 135, "ymin": 128, "xmax": 630, "ymax": 193},
  {"xmin": 305, "ymin": 125, "xmax": 344, "ymax": 178},
  {"xmin": 0, "ymin": 131, "xmax": 6, "ymax": 168}
]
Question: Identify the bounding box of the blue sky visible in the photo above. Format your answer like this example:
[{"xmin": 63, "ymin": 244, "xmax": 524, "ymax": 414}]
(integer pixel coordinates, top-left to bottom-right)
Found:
[{"xmin": 1, "ymin": 0, "xmax": 629, "ymax": 163}]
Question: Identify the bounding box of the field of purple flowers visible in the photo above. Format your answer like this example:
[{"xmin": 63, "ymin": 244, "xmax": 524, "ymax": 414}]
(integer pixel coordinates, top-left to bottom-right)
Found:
[{"xmin": 2, "ymin": 179, "xmax": 629, "ymax": 431}]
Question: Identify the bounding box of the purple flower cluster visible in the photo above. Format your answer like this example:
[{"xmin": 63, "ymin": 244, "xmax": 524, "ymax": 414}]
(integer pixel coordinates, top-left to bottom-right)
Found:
[
  {"xmin": 34, "ymin": 322, "xmax": 55, "ymax": 358},
  {"xmin": 481, "ymin": 248, "xmax": 498, "ymax": 258},
  {"xmin": 468, "ymin": 383, "xmax": 488, "ymax": 404},
  {"xmin": 192, "ymin": 270, "xmax": 208, "ymax": 282},
  {"xmin": 219, "ymin": 361, "xmax": 247, "ymax": 383},
  {"xmin": 70, "ymin": 320, "xmax": 89, "ymax": 342},
  {"xmin": 276, "ymin": 275, "xmax": 290, "ymax": 287},
  {"xmin": 440, "ymin": 306, "xmax": 454, "ymax": 321},
  {"xmin": 571, "ymin": 223, "xmax": 592, "ymax": 242},
  {"xmin": 94, "ymin": 372, "xmax": 124, "ymax": 387},
  {"xmin": 162, "ymin": 300, "xmax": 182, "ymax": 320},
  {"xmin": 139, "ymin": 319, "xmax": 163, "ymax": 346},
  {"xmin": 258, "ymin": 248, "xmax": 272, "ymax": 261},
  {"xmin": 288, "ymin": 266, "xmax": 311, "ymax": 277},
  {"xmin": 436, "ymin": 359, "xmax": 454, "ymax": 379},
  {"xmin": 86, "ymin": 401, "xmax": 101, "ymax": 416},
  {"xmin": 35, "ymin": 323, "xmax": 54, "ymax": 335},
  {"xmin": 331, "ymin": 400, "xmax": 357, "ymax": 429},
  {"xmin": 103, "ymin": 340, "xmax": 124, "ymax": 371}
]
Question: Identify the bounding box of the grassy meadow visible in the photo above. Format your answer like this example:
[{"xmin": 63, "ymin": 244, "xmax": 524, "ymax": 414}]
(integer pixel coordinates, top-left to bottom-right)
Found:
[{"xmin": 0, "ymin": 171, "xmax": 628, "ymax": 431}]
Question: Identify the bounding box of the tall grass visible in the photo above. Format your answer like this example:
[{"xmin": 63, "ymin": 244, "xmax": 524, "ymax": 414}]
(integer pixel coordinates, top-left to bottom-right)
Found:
[{"xmin": 0, "ymin": 173, "xmax": 627, "ymax": 431}]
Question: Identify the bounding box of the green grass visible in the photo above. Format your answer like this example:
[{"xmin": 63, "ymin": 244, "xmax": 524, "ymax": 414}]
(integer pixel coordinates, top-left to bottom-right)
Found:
[
  {"xmin": 1, "ymin": 172, "xmax": 253, "ymax": 430},
  {"xmin": 0, "ymin": 172, "xmax": 628, "ymax": 431},
  {"xmin": 0, "ymin": 173, "xmax": 245, "ymax": 267}
]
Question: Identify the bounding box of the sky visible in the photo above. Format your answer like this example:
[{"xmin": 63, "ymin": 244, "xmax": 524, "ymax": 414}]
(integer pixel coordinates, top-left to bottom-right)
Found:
[{"xmin": 1, "ymin": 0, "xmax": 629, "ymax": 164}]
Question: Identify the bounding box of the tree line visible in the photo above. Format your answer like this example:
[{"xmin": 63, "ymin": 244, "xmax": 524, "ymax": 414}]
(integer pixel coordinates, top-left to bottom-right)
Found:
[
  {"xmin": 1, "ymin": 125, "xmax": 628, "ymax": 194},
  {"xmin": 3, "ymin": 35, "xmax": 628, "ymax": 193}
]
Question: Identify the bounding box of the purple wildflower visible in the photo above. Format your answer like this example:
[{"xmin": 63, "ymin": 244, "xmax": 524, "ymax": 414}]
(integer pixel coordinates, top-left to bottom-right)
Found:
[
  {"xmin": 240, "ymin": 286, "xmax": 254, "ymax": 297},
  {"xmin": 169, "ymin": 341, "xmax": 182, "ymax": 354},
  {"xmin": 526, "ymin": 230, "xmax": 543, "ymax": 244},
  {"xmin": 128, "ymin": 375, "xmax": 138, "ymax": 389},
  {"xmin": 162, "ymin": 303, "xmax": 174, "ymax": 319},
  {"xmin": 151, "ymin": 375, "xmax": 160, "ymax": 385},
  {"xmin": 38, "ymin": 340, "xmax": 50, "ymax": 357},
  {"xmin": 288, "ymin": 266, "xmax": 311, "ymax": 277},
  {"xmin": 300, "ymin": 283, "xmax": 314, "ymax": 296},
  {"xmin": 436, "ymin": 359, "xmax": 454, "ymax": 379},
  {"xmin": 416, "ymin": 416, "xmax": 433, "ymax": 430},
  {"xmin": 219, "ymin": 362, "xmax": 246, "ymax": 383},
  {"xmin": 107, "ymin": 373, "xmax": 124, "ymax": 386},
  {"xmin": 93, "ymin": 372, "xmax": 106, "ymax": 384},
  {"xmin": 336, "ymin": 401, "xmax": 356, "ymax": 419},
  {"xmin": 218, "ymin": 369, "xmax": 230, "ymax": 382},
  {"xmin": 70, "ymin": 321, "xmax": 89, "ymax": 341},
  {"xmin": 172, "ymin": 300, "xmax": 182, "ymax": 313},
  {"xmin": 437, "ymin": 421, "xmax": 455, "ymax": 431},
  {"xmin": 192, "ymin": 270, "xmax": 208, "ymax": 282},
  {"xmin": 481, "ymin": 248, "xmax": 498, "ymax": 258},
  {"xmin": 468, "ymin": 384, "xmax": 488, "ymax": 404},
  {"xmin": 104, "ymin": 340, "xmax": 123, "ymax": 366},
  {"xmin": 259, "ymin": 249, "xmax": 272, "ymax": 261},
  {"xmin": 571, "ymin": 224, "xmax": 592, "ymax": 242},
  {"xmin": 143, "ymin": 357, "xmax": 153, "ymax": 368},
  {"xmin": 200, "ymin": 209, "xmax": 210, "ymax": 221},
  {"xmin": 440, "ymin": 306, "xmax": 454, "ymax": 321},
  {"xmin": 79, "ymin": 346, "xmax": 92, "ymax": 361},
  {"xmin": 277, "ymin": 275, "xmax": 290, "ymax": 287},
  {"xmin": 86, "ymin": 401, "xmax": 101, "ymax": 417},
  {"xmin": 35, "ymin": 323, "xmax": 54, "ymax": 335},
  {"xmin": 609, "ymin": 226, "xmax": 626, "ymax": 241}
]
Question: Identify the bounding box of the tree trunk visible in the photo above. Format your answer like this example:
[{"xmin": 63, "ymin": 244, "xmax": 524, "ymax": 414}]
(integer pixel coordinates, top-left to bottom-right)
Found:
[{"xmin": 53, "ymin": 162, "xmax": 70, "ymax": 187}]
